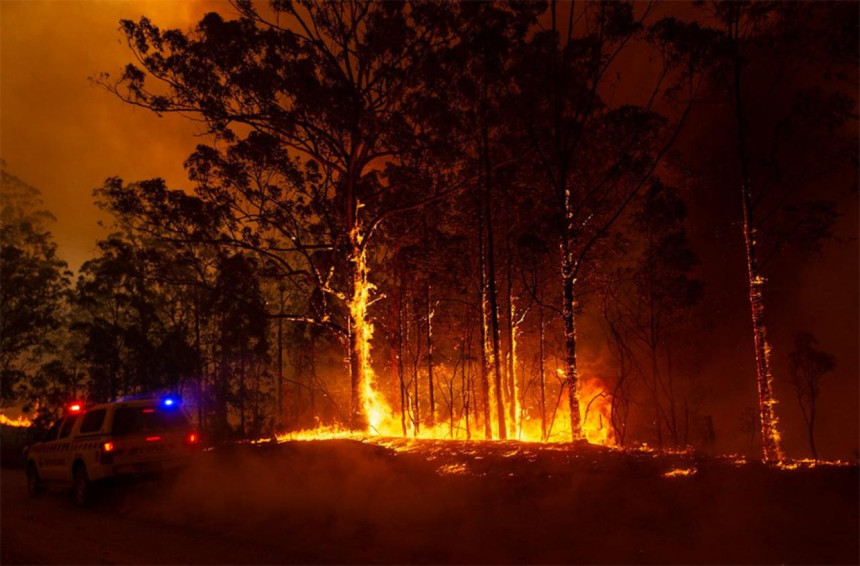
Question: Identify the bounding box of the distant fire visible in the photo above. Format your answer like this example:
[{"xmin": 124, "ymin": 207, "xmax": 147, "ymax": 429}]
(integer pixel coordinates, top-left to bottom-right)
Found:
[
  {"xmin": 0, "ymin": 413, "xmax": 32, "ymax": 427},
  {"xmin": 663, "ymin": 467, "xmax": 697, "ymax": 478}
]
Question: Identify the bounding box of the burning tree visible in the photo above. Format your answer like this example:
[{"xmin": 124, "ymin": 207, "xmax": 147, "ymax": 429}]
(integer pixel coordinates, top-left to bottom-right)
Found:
[
  {"xmin": 98, "ymin": 1, "xmax": 481, "ymax": 430},
  {"xmin": 697, "ymin": 1, "xmax": 857, "ymax": 462}
]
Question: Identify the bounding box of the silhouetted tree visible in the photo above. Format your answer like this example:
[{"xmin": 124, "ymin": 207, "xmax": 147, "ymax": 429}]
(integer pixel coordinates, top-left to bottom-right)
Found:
[
  {"xmin": 510, "ymin": 3, "xmax": 713, "ymax": 439},
  {"xmin": 601, "ymin": 180, "xmax": 703, "ymax": 448},
  {"xmin": 788, "ymin": 332, "xmax": 835, "ymax": 460},
  {"xmin": 0, "ymin": 164, "xmax": 71, "ymax": 406},
  {"xmin": 697, "ymin": 1, "xmax": 857, "ymax": 462}
]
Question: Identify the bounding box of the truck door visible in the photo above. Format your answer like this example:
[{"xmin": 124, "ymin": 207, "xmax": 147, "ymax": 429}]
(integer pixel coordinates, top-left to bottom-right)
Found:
[{"xmin": 41, "ymin": 416, "xmax": 78, "ymax": 481}]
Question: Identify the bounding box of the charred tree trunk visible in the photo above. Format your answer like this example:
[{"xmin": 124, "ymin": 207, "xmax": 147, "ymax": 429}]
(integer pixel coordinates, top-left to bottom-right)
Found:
[
  {"xmin": 478, "ymin": 168, "xmax": 493, "ymax": 440},
  {"xmin": 730, "ymin": 9, "xmax": 783, "ymax": 463},
  {"xmin": 396, "ymin": 283, "xmax": 408, "ymax": 436},
  {"xmin": 539, "ymin": 302, "xmax": 547, "ymax": 441},
  {"xmin": 561, "ymin": 235, "xmax": 582, "ymax": 441},
  {"xmin": 463, "ymin": 325, "xmax": 472, "ymax": 440},
  {"xmin": 548, "ymin": 3, "xmax": 582, "ymax": 442},
  {"xmin": 505, "ymin": 244, "xmax": 518, "ymax": 437},
  {"xmin": 483, "ymin": 120, "xmax": 507, "ymax": 440},
  {"xmin": 347, "ymin": 242, "xmax": 366, "ymax": 430},
  {"xmin": 426, "ymin": 283, "xmax": 436, "ymax": 428}
]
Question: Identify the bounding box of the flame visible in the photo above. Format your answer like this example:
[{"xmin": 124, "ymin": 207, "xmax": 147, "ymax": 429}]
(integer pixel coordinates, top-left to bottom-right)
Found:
[
  {"xmin": 510, "ymin": 323, "xmax": 521, "ymax": 438},
  {"xmin": 436, "ymin": 463, "xmax": 468, "ymax": 476},
  {"xmin": 0, "ymin": 413, "xmax": 32, "ymax": 427},
  {"xmin": 355, "ymin": 358, "xmax": 614, "ymax": 446},
  {"xmin": 307, "ymin": 229, "xmax": 615, "ymax": 448},
  {"xmin": 578, "ymin": 376, "xmax": 613, "ymax": 445},
  {"xmin": 349, "ymin": 231, "xmax": 397, "ymax": 435},
  {"xmin": 663, "ymin": 467, "xmax": 697, "ymax": 478}
]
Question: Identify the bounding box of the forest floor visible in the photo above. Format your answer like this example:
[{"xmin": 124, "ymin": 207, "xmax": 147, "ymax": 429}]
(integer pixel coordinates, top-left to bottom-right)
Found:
[{"xmin": 2, "ymin": 437, "xmax": 857, "ymax": 564}]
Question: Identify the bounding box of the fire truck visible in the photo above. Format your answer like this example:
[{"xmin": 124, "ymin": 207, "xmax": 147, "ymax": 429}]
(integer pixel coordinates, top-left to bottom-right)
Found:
[{"xmin": 25, "ymin": 397, "xmax": 198, "ymax": 506}]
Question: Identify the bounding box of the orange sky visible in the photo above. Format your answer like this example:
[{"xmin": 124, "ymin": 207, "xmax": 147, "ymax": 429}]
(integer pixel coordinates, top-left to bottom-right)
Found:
[{"xmin": 1, "ymin": 0, "xmax": 228, "ymax": 270}]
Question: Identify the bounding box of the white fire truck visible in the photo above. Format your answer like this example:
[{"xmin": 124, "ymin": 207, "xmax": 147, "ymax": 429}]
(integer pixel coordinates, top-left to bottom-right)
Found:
[{"xmin": 25, "ymin": 397, "xmax": 199, "ymax": 506}]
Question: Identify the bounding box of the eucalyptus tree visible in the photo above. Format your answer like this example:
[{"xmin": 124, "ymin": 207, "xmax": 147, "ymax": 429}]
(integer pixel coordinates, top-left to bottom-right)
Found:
[
  {"xmin": 0, "ymin": 165, "xmax": 71, "ymax": 406},
  {"xmin": 788, "ymin": 332, "xmax": 835, "ymax": 461},
  {"xmin": 98, "ymin": 1, "xmax": 480, "ymax": 429},
  {"xmin": 697, "ymin": 1, "xmax": 857, "ymax": 462}
]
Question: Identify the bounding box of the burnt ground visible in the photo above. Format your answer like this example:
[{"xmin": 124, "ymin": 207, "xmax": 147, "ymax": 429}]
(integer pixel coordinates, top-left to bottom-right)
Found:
[{"xmin": 2, "ymin": 438, "xmax": 857, "ymax": 564}]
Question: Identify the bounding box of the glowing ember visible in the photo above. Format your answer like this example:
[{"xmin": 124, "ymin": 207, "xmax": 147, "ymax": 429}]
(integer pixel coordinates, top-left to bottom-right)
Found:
[
  {"xmin": 436, "ymin": 463, "xmax": 468, "ymax": 476},
  {"xmin": 663, "ymin": 467, "xmax": 697, "ymax": 478}
]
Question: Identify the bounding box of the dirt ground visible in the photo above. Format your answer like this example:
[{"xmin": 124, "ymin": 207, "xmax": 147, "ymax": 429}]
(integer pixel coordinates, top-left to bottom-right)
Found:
[{"xmin": 2, "ymin": 439, "xmax": 857, "ymax": 564}]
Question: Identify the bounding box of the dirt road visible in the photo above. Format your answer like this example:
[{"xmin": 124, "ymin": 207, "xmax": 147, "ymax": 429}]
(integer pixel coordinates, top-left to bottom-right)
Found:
[
  {"xmin": 1, "ymin": 468, "xmax": 283, "ymax": 564},
  {"xmin": 2, "ymin": 440, "xmax": 858, "ymax": 564}
]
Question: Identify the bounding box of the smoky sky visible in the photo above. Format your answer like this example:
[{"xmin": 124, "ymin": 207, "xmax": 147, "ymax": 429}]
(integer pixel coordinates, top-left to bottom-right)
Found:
[
  {"xmin": 1, "ymin": 0, "xmax": 227, "ymax": 270},
  {"xmin": 0, "ymin": 1, "xmax": 856, "ymax": 458}
]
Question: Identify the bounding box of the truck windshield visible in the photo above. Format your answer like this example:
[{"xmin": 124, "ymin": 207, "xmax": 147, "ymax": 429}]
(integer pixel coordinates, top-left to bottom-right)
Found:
[{"xmin": 111, "ymin": 406, "xmax": 189, "ymax": 437}]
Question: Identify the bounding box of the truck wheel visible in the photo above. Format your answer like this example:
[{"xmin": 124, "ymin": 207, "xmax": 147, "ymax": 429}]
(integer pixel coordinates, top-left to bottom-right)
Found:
[
  {"xmin": 26, "ymin": 463, "xmax": 44, "ymax": 497},
  {"xmin": 73, "ymin": 464, "xmax": 90, "ymax": 507}
]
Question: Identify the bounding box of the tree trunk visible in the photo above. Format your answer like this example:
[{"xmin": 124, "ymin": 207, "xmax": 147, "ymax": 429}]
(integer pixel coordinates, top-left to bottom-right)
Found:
[
  {"xmin": 277, "ymin": 287, "xmax": 284, "ymax": 424},
  {"xmin": 308, "ymin": 333, "xmax": 317, "ymax": 424},
  {"xmin": 426, "ymin": 283, "xmax": 435, "ymax": 428},
  {"xmin": 463, "ymin": 334, "xmax": 472, "ymax": 440},
  {"xmin": 808, "ymin": 424, "xmax": 818, "ymax": 460},
  {"xmin": 347, "ymin": 277, "xmax": 363, "ymax": 428},
  {"xmin": 410, "ymin": 287, "xmax": 421, "ymax": 435},
  {"xmin": 505, "ymin": 247, "xmax": 518, "ymax": 437},
  {"xmin": 483, "ymin": 126, "xmax": 507, "ymax": 440},
  {"xmin": 539, "ymin": 303, "xmax": 547, "ymax": 441},
  {"xmin": 551, "ymin": 1, "xmax": 581, "ymax": 442},
  {"xmin": 477, "ymin": 171, "xmax": 493, "ymax": 440},
  {"xmin": 396, "ymin": 283, "xmax": 407, "ymax": 436},
  {"xmin": 731, "ymin": 10, "xmax": 783, "ymax": 462},
  {"xmin": 807, "ymin": 395, "xmax": 818, "ymax": 460},
  {"xmin": 561, "ymin": 238, "xmax": 582, "ymax": 441},
  {"xmin": 194, "ymin": 296, "xmax": 204, "ymax": 431}
]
